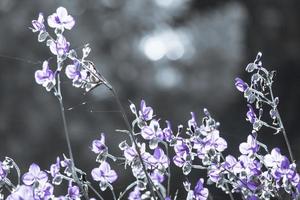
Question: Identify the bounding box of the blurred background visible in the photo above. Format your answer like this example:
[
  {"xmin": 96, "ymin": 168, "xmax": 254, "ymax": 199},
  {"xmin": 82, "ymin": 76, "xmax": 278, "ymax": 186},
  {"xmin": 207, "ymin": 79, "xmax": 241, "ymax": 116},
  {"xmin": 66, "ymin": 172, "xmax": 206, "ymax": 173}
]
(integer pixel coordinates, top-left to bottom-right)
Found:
[{"xmin": 0, "ymin": 0, "xmax": 299, "ymax": 199}]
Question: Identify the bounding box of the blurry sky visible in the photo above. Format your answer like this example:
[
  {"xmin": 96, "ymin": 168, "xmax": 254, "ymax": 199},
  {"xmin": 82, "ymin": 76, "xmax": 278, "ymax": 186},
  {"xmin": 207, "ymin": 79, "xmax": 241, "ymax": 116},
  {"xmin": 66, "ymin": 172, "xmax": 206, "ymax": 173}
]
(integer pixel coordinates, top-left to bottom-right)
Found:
[{"xmin": 0, "ymin": 0, "xmax": 299, "ymax": 199}]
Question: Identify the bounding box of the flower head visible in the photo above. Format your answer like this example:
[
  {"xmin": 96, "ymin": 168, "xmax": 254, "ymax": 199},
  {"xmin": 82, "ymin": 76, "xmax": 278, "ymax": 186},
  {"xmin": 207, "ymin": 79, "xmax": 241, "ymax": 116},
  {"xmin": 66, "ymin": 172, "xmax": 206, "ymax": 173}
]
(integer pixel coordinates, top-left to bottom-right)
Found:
[
  {"xmin": 31, "ymin": 13, "xmax": 45, "ymax": 32},
  {"xmin": 22, "ymin": 163, "xmax": 48, "ymax": 186},
  {"xmin": 65, "ymin": 61, "xmax": 88, "ymax": 87},
  {"xmin": 6, "ymin": 185, "xmax": 34, "ymax": 200},
  {"xmin": 47, "ymin": 7, "xmax": 75, "ymax": 30},
  {"xmin": 235, "ymin": 78, "xmax": 248, "ymax": 92},
  {"xmin": 35, "ymin": 61, "xmax": 56, "ymax": 91},
  {"xmin": 91, "ymin": 133, "xmax": 108, "ymax": 155},
  {"xmin": 186, "ymin": 179, "xmax": 209, "ymax": 200},
  {"xmin": 246, "ymin": 104, "xmax": 257, "ymax": 124},
  {"xmin": 91, "ymin": 161, "xmax": 117, "ymax": 191},
  {"xmin": 49, "ymin": 35, "xmax": 70, "ymax": 57},
  {"xmin": 67, "ymin": 182, "xmax": 80, "ymax": 199},
  {"xmin": 128, "ymin": 186, "xmax": 141, "ymax": 200},
  {"xmin": 139, "ymin": 99, "xmax": 153, "ymax": 121},
  {"xmin": 239, "ymin": 134, "xmax": 259, "ymax": 155}
]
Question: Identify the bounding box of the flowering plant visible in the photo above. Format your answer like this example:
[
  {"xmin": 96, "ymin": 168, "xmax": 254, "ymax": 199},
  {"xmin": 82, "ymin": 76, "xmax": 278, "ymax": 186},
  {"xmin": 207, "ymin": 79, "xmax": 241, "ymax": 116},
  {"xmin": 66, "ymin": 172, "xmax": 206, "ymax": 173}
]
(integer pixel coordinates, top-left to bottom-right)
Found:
[{"xmin": 0, "ymin": 6, "xmax": 299, "ymax": 200}]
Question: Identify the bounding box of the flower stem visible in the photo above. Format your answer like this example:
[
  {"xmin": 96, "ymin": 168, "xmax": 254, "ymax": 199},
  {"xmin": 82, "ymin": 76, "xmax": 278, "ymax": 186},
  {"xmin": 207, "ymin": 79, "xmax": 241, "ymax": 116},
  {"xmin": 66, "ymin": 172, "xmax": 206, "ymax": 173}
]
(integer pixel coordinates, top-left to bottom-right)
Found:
[
  {"xmin": 268, "ymin": 84, "xmax": 294, "ymax": 161},
  {"xmin": 56, "ymin": 71, "xmax": 89, "ymax": 200},
  {"xmin": 103, "ymin": 81, "xmax": 164, "ymax": 200},
  {"xmin": 117, "ymin": 181, "xmax": 137, "ymax": 200}
]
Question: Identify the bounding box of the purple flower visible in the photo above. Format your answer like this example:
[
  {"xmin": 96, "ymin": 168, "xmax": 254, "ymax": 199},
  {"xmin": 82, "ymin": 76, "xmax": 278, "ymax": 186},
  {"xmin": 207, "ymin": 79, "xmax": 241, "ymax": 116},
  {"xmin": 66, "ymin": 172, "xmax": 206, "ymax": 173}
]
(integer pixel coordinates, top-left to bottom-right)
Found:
[
  {"xmin": 65, "ymin": 61, "xmax": 88, "ymax": 87},
  {"xmin": 152, "ymin": 147, "xmax": 169, "ymax": 170},
  {"xmin": 50, "ymin": 157, "xmax": 60, "ymax": 178},
  {"xmin": 236, "ymin": 155, "xmax": 261, "ymax": 176},
  {"xmin": 194, "ymin": 130, "xmax": 227, "ymax": 159},
  {"xmin": 0, "ymin": 161, "xmax": 7, "ymax": 180},
  {"xmin": 6, "ymin": 185, "xmax": 34, "ymax": 200},
  {"xmin": 91, "ymin": 133, "xmax": 108, "ymax": 155},
  {"xmin": 31, "ymin": 13, "xmax": 45, "ymax": 32},
  {"xmin": 222, "ymin": 155, "xmax": 238, "ymax": 170},
  {"xmin": 272, "ymin": 157, "xmax": 299, "ymax": 188},
  {"xmin": 141, "ymin": 120, "xmax": 164, "ymax": 148},
  {"xmin": 49, "ymin": 35, "xmax": 70, "ymax": 57},
  {"xmin": 47, "ymin": 7, "xmax": 75, "ymax": 30},
  {"xmin": 235, "ymin": 78, "xmax": 248, "ymax": 92},
  {"xmin": 67, "ymin": 182, "xmax": 80, "ymax": 199},
  {"xmin": 186, "ymin": 179, "xmax": 209, "ymax": 200},
  {"xmin": 61, "ymin": 155, "xmax": 73, "ymax": 176},
  {"xmin": 151, "ymin": 169, "xmax": 165, "ymax": 184},
  {"xmin": 239, "ymin": 134, "xmax": 259, "ymax": 155},
  {"xmin": 91, "ymin": 161, "xmax": 118, "ymax": 191},
  {"xmin": 22, "ymin": 163, "xmax": 48, "ymax": 186},
  {"xmin": 139, "ymin": 99, "xmax": 153, "ymax": 121},
  {"xmin": 34, "ymin": 182, "xmax": 54, "ymax": 200},
  {"xmin": 162, "ymin": 121, "xmax": 174, "ymax": 142},
  {"xmin": 264, "ymin": 148, "xmax": 284, "ymax": 168},
  {"xmin": 246, "ymin": 104, "xmax": 257, "ymax": 124},
  {"xmin": 34, "ymin": 61, "xmax": 56, "ymax": 91},
  {"xmin": 128, "ymin": 186, "xmax": 141, "ymax": 200},
  {"xmin": 188, "ymin": 112, "xmax": 198, "ymax": 132}
]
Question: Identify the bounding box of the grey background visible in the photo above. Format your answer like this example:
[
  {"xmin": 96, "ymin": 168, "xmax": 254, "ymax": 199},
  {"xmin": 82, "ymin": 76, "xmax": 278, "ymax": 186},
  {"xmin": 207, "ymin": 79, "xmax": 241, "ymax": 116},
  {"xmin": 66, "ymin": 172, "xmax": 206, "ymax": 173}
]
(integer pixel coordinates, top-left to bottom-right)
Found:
[{"xmin": 0, "ymin": 0, "xmax": 299, "ymax": 199}]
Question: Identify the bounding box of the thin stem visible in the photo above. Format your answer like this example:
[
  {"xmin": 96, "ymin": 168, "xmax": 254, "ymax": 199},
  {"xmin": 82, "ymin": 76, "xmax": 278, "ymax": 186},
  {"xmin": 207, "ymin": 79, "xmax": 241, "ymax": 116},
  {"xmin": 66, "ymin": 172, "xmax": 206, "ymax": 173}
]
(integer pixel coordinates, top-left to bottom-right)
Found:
[
  {"xmin": 108, "ymin": 184, "xmax": 117, "ymax": 200},
  {"xmin": 162, "ymin": 142, "xmax": 171, "ymax": 197},
  {"xmin": 87, "ymin": 183, "xmax": 105, "ymax": 200},
  {"xmin": 268, "ymin": 85, "xmax": 294, "ymax": 161},
  {"xmin": 56, "ymin": 71, "xmax": 89, "ymax": 200},
  {"xmin": 104, "ymin": 82, "xmax": 164, "ymax": 200}
]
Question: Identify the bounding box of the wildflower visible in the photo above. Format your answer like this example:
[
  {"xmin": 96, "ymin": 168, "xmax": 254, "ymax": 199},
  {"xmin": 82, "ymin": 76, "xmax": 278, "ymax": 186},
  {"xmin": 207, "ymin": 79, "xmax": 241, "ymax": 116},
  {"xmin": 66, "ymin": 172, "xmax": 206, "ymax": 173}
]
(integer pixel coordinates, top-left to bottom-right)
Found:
[
  {"xmin": 246, "ymin": 104, "xmax": 257, "ymax": 124},
  {"xmin": 264, "ymin": 148, "xmax": 284, "ymax": 168},
  {"xmin": 49, "ymin": 34, "xmax": 70, "ymax": 57},
  {"xmin": 186, "ymin": 179, "xmax": 209, "ymax": 200},
  {"xmin": 128, "ymin": 186, "xmax": 141, "ymax": 200},
  {"xmin": 67, "ymin": 182, "xmax": 80, "ymax": 199},
  {"xmin": 152, "ymin": 147, "xmax": 169, "ymax": 170},
  {"xmin": 65, "ymin": 61, "xmax": 88, "ymax": 88},
  {"xmin": 239, "ymin": 134, "xmax": 259, "ymax": 155},
  {"xmin": 0, "ymin": 162, "xmax": 7, "ymax": 180},
  {"xmin": 49, "ymin": 157, "xmax": 62, "ymax": 185},
  {"xmin": 91, "ymin": 161, "xmax": 117, "ymax": 191},
  {"xmin": 235, "ymin": 78, "xmax": 248, "ymax": 92},
  {"xmin": 34, "ymin": 61, "xmax": 56, "ymax": 91},
  {"xmin": 47, "ymin": 7, "xmax": 75, "ymax": 30},
  {"xmin": 162, "ymin": 120, "xmax": 174, "ymax": 142},
  {"xmin": 31, "ymin": 13, "xmax": 45, "ymax": 32},
  {"xmin": 6, "ymin": 185, "xmax": 34, "ymax": 200},
  {"xmin": 91, "ymin": 133, "xmax": 108, "ymax": 155},
  {"xmin": 34, "ymin": 182, "xmax": 54, "ymax": 200},
  {"xmin": 60, "ymin": 155, "xmax": 72, "ymax": 176},
  {"xmin": 139, "ymin": 99, "xmax": 153, "ymax": 121},
  {"xmin": 22, "ymin": 163, "xmax": 48, "ymax": 186}
]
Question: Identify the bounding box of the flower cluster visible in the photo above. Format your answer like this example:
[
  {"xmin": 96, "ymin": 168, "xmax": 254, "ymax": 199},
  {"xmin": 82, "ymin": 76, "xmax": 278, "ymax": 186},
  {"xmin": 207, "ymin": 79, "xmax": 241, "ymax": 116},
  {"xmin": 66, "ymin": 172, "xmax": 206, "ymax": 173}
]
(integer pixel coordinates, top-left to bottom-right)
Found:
[
  {"xmin": 0, "ymin": 6, "xmax": 297, "ymax": 200},
  {"xmin": 31, "ymin": 7, "xmax": 105, "ymax": 93}
]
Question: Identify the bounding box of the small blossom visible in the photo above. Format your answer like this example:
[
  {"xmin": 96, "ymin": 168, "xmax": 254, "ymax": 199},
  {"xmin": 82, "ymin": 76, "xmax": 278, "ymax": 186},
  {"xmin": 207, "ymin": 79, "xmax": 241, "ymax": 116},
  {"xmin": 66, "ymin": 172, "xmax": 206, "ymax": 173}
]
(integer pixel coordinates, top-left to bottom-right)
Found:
[
  {"xmin": 35, "ymin": 61, "xmax": 56, "ymax": 91},
  {"xmin": 91, "ymin": 133, "xmax": 108, "ymax": 155},
  {"xmin": 67, "ymin": 182, "xmax": 80, "ymax": 200},
  {"xmin": 0, "ymin": 162, "xmax": 7, "ymax": 180},
  {"xmin": 246, "ymin": 104, "xmax": 257, "ymax": 124},
  {"xmin": 34, "ymin": 182, "xmax": 54, "ymax": 200},
  {"xmin": 50, "ymin": 157, "xmax": 60, "ymax": 178},
  {"xmin": 150, "ymin": 169, "xmax": 165, "ymax": 184},
  {"xmin": 22, "ymin": 163, "xmax": 48, "ymax": 186},
  {"xmin": 65, "ymin": 61, "xmax": 88, "ymax": 87},
  {"xmin": 128, "ymin": 186, "xmax": 141, "ymax": 200},
  {"xmin": 264, "ymin": 148, "xmax": 284, "ymax": 168},
  {"xmin": 31, "ymin": 13, "xmax": 45, "ymax": 32},
  {"xmin": 47, "ymin": 7, "xmax": 75, "ymax": 30},
  {"xmin": 91, "ymin": 161, "xmax": 117, "ymax": 191},
  {"xmin": 152, "ymin": 147, "xmax": 169, "ymax": 170},
  {"xmin": 239, "ymin": 134, "xmax": 259, "ymax": 155},
  {"xmin": 49, "ymin": 35, "xmax": 70, "ymax": 57},
  {"xmin": 139, "ymin": 99, "xmax": 153, "ymax": 121},
  {"xmin": 6, "ymin": 185, "xmax": 34, "ymax": 200},
  {"xmin": 186, "ymin": 179, "xmax": 209, "ymax": 200},
  {"xmin": 235, "ymin": 78, "xmax": 248, "ymax": 92}
]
